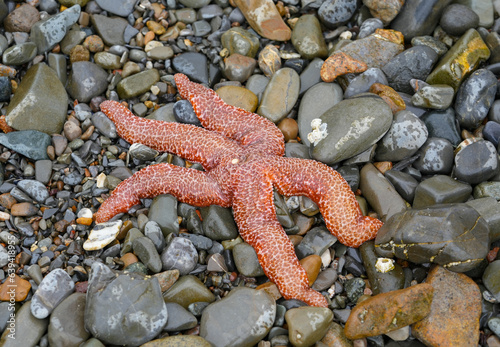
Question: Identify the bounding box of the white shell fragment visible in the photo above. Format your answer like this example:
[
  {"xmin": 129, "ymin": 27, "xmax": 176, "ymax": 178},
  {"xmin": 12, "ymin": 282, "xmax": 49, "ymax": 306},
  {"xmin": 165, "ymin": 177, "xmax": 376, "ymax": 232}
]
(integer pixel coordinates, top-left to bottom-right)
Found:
[
  {"xmin": 307, "ymin": 118, "xmax": 328, "ymax": 146},
  {"xmin": 375, "ymin": 257, "xmax": 395, "ymax": 273},
  {"xmin": 83, "ymin": 220, "xmax": 123, "ymax": 251}
]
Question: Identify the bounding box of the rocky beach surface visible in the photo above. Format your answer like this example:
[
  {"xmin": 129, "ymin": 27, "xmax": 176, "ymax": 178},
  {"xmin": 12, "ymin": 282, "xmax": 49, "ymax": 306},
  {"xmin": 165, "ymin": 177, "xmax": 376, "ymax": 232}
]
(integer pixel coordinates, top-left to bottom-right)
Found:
[{"xmin": 0, "ymin": 0, "xmax": 500, "ymax": 346}]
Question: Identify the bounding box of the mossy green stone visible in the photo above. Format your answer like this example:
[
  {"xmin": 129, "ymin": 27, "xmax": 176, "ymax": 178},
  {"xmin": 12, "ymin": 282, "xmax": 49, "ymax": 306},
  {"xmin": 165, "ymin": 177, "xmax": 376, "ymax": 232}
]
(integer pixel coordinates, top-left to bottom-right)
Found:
[
  {"xmin": 426, "ymin": 29, "xmax": 490, "ymax": 91},
  {"xmin": 291, "ymin": 14, "xmax": 328, "ymax": 60},
  {"xmin": 221, "ymin": 27, "xmax": 260, "ymax": 58},
  {"xmin": 6, "ymin": 63, "xmax": 67, "ymax": 134},
  {"xmin": 117, "ymin": 68, "xmax": 160, "ymax": 99}
]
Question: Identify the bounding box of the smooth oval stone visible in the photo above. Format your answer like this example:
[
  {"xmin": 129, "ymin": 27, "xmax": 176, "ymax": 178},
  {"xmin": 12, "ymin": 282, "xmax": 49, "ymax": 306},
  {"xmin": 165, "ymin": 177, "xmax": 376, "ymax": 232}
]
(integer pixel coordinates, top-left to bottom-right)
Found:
[
  {"xmin": 360, "ymin": 241, "xmax": 405, "ymax": 295},
  {"xmin": 2, "ymin": 42, "xmax": 37, "ymax": 66},
  {"xmin": 6, "ymin": 63, "xmax": 67, "ymax": 134},
  {"xmin": 460, "ymin": 0, "xmax": 494, "ymax": 27},
  {"xmin": 117, "ymin": 68, "xmax": 160, "ymax": 99},
  {"xmin": 344, "ymin": 67, "xmax": 388, "ymax": 98},
  {"xmin": 172, "ymin": 52, "xmax": 208, "ymax": 84},
  {"xmin": 360, "ymin": 163, "xmax": 407, "ymax": 222},
  {"xmin": 48, "ymin": 293, "xmax": 89, "ymax": 347},
  {"xmin": 298, "ymin": 57, "xmax": 323, "ymax": 96},
  {"xmin": 31, "ymin": 268, "xmax": 75, "ymax": 319},
  {"xmin": 17, "ymin": 179, "xmax": 49, "ymax": 203},
  {"xmin": 312, "ymin": 95, "xmax": 392, "ymax": 164},
  {"xmin": 375, "ymin": 110, "xmax": 428, "ymax": 162},
  {"xmin": 221, "ymin": 27, "xmax": 259, "ymax": 58},
  {"xmin": 483, "ymin": 121, "xmax": 500, "ymax": 147},
  {"xmin": 163, "ymin": 302, "xmax": 197, "ymax": 332},
  {"xmin": 258, "ymin": 44, "xmax": 281, "ymax": 77},
  {"xmin": 413, "ymin": 137, "xmax": 454, "ymax": 175},
  {"xmin": 148, "ymin": 194, "xmax": 179, "ymax": 237},
  {"xmin": 30, "ymin": 4, "xmax": 80, "ymax": 53},
  {"xmin": 223, "ymin": 53, "xmax": 256, "ymax": 82},
  {"xmin": 163, "ymin": 275, "xmax": 215, "ymax": 308},
  {"xmin": 200, "ymin": 205, "xmax": 239, "ymax": 240},
  {"xmin": 216, "ymin": 85, "xmax": 258, "ymax": 112},
  {"xmin": 411, "ymin": 84, "xmax": 455, "ymax": 109},
  {"xmin": 258, "ymin": 68, "xmax": 300, "ymax": 123},
  {"xmin": 85, "ymin": 263, "xmax": 167, "ymax": 346},
  {"xmin": 426, "ymin": 29, "xmax": 490, "ymax": 91},
  {"xmin": 291, "ymin": 14, "xmax": 327, "ymax": 60},
  {"xmin": 95, "ymin": 0, "xmax": 137, "ymax": 16},
  {"xmin": 90, "ymin": 14, "xmax": 127, "ymax": 46},
  {"xmin": 179, "ymin": 0, "xmax": 210, "ymax": 8},
  {"xmin": 233, "ymin": 242, "xmax": 265, "ymax": 277},
  {"xmin": 0, "ymin": 301, "xmax": 49, "ymax": 347},
  {"xmin": 344, "ymin": 283, "xmax": 433, "ymax": 339},
  {"xmin": 161, "ymin": 237, "xmax": 198, "ymax": 275},
  {"xmin": 318, "ymin": 0, "xmax": 357, "ymax": 28},
  {"xmin": 297, "ymin": 82, "xmax": 343, "ymax": 146},
  {"xmin": 132, "ymin": 236, "xmax": 162, "ymax": 273},
  {"xmin": 440, "ymin": 3, "xmax": 479, "ymax": 36},
  {"xmin": 382, "ymin": 46, "xmax": 438, "ymax": 94},
  {"xmin": 200, "ymin": 287, "xmax": 276, "ymax": 347},
  {"xmin": 454, "ymin": 140, "xmax": 499, "ymax": 184},
  {"xmin": 375, "ymin": 203, "xmax": 490, "ymax": 272},
  {"xmin": 173, "ymin": 99, "xmax": 201, "ymax": 125},
  {"xmin": 390, "ymin": 0, "xmax": 452, "ymax": 40},
  {"xmin": 483, "ymin": 260, "xmax": 500, "ymax": 301},
  {"xmin": 94, "ymin": 51, "xmax": 121, "ymax": 69},
  {"xmin": 412, "ymin": 175, "xmax": 472, "ymax": 208},
  {"xmin": 66, "ymin": 61, "xmax": 108, "ymax": 103},
  {"xmin": 455, "ymin": 68, "xmax": 497, "ymax": 129},
  {"xmin": 286, "ymin": 306, "xmax": 333, "ymax": 346},
  {"xmin": 233, "ymin": 0, "xmax": 291, "ymax": 41}
]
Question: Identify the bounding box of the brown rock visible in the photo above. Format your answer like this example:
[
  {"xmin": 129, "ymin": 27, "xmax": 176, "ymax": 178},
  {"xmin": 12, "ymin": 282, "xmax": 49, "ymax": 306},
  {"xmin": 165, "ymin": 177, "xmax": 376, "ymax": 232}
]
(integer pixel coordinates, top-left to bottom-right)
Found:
[
  {"xmin": 277, "ymin": 118, "xmax": 298, "ymax": 142},
  {"xmin": 369, "ymin": 83, "xmax": 406, "ymax": 114},
  {"xmin": 0, "ymin": 274, "xmax": 31, "ymax": 301},
  {"xmin": 344, "ymin": 283, "xmax": 434, "ymax": 339},
  {"xmin": 256, "ymin": 281, "xmax": 282, "ymax": 301},
  {"xmin": 120, "ymin": 252, "xmax": 139, "ymax": 268},
  {"xmin": 69, "ymin": 45, "xmax": 90, "ymax": 64},
  {"xmin": 321, "ymin": 52, "xmax": 368, "ymax": 83},
  {"xmin": 321, "ymin": 322, "xmax": 353, "ymax": 347},
  {"xmin": 258, "ymin": 44, "xmax": 282, "ymax": 77},
  {"xmin": 4, "ymin": 4, "xmax": 40, "ymax": 33},
  {"xmin": 223, "ymin": 54, "xmax": 257, "ymax": 82},
  {"xmin": 300, "ymin": 254, "xmax": 322, "ymax": 286},
  {"xmin": 154, "ymin": 269, "xmax": 180, "ymax": 292},
  {"xmin": 83, "ymin": 35, "xmax": 104, "ymax": 53},
  {"xmin": 11, "ymin": 202, "xmax": 38, "ymax": 217},
  {"xmin": 234, "ymin": 0, "xmax": 291, "ymax": 41},
  {"xmin": 0, "ymin": 193, "xmax": 17, "ymax": 210},
  {"xmin": 363, "ymin": 0, "xmax": 404, "ymax": 25},
  {"xmin": 412, "ymin": 266, "xmax": 481, "ymax": 347},
  {"xmin": 375, "ymin": 28, "xmax": 404, "ymax": 45},
  {"xmin": 216, "ymin": 85, "xmax": 259, "ymax": 112}
]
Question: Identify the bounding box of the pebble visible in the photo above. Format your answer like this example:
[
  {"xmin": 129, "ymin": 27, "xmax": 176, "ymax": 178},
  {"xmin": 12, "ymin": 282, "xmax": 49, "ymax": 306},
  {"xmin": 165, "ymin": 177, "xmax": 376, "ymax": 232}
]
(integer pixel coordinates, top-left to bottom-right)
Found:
[
  {"xmin": 320, "ymin": 52, "xmax": 368, "ymax": 83},
  {"xmin": 318, "ymin": 0, "xmax": 357, "ymax": 27},
  {"xmin": 412, "ymin": 266, "xmax": 481, "ymax": 346},
  {"xmin": 83, "ymin": 220, "xmax": 122, "ymax": 251},
  {"xmin": 412, "ymin": 175, "xmax": 472, "ymax": 208},
  {"xmin": 221, "ymin": 27, "xmax": 259, "ymax": 58},
  {"xmin": 291, "ymin": 14, "xmax": 327, "ymax": 60},
  {"xmin": 223, "ymin": 53, "xmax": 256, "ymax": 82},
  {"xmin": 0, "ymin": 301, "xmax": 48, "ymax": 346},
  {"xmin": 85, "ymin": 262, "xmax": 168, "ymax": 346},
  {"xmin": 163, "ymin": 275, "xmax": 215, "ymax": 308},
  {"xmin": 411, "ymin": 84, "xmax": 455, "ymax": 109},
  {"xmin": 344, "ymin": 283, "xmax": 433, "ymax": 339},
  {"xmin": 161, "ymin": 237, "xmax": 198, "ymax": 275},
  {"xmin": 48, "ymin": 293, "xmax": 89, "ymax": 347},
  {"xmin": 375, "ymin": 204, "xmax": 490, "ymax": 272},
  {"xmin": 30, "ymin": 268, "xmax": 75, "ymax": 319},
  {"xmin": 148, "ymin": 194, "xmax": 179, "ymax": 236},
  {"xmin": 173, "ymin": 99, "xmax": 201, "ymax": 126},
  {"xmin": 285, "ymin": 306, "xmax": 333, "ymax": 346},
  {"xmin": 216, "ymin": 85, "xmax": 259, "ymax": 112},
  {"xmin": 343, "ymin": 67, "xmax": 388, "ymax": 98},
  {"xmin": 133, "ymin": 236, "xmax": 162, "ymax": 273},
  {"xmin": 90, "ymin": 14, "xmax": 127, "ymax": 46},
  {"xmin": 440, "ymin": 3, "xmax": 480, "ymax": 36},
  {"xmin": 413, "ymin": 137, "xmax": 454, "ymax": 175},
  {"xmin": 454, "ymin": 139, "xmax": 500, "ymax": 184},
  {"xmin": 200, "ymin": 287, "xmax": 276, "ymax": 347},
  {"xmin": 117, "ymin": 68, "xmax": 160, "ymax": 99},
  {"xmin": 4, "ymin": 3, "xmax": 40, "ymax": 33},
  {"xmin": 0, "ymin": 274, "xmax": 31, "ymax": 301},
  {"xmin": 233, "ymin": 241, "xmax": 265, "ymax": 277}
]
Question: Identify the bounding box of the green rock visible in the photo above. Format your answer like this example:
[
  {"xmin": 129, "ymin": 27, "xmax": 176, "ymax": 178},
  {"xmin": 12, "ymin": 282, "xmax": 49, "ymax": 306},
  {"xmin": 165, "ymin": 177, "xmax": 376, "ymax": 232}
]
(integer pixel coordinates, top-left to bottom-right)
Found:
[
  {"xmin": 285, "ymin": 306, "xmax": 333, "ymax": 347},
  {"xmin": 473, "ymin": 181, "xmax": 500, "ymax": 200},
  {"xmin": 426, "ymin": 29, "xmax": 490, "ymax": 91},
  {"xmin": 0, "ymin": 130, "xmax": 50, "ymax": 160},
  {"xmin": 6, "ymin": 63, "xmax": 67, "ymax": 134},
  {"xmin": 117, "ymin": 68, "xmax": 160, "ymax": 99},
  {"xmin": 232, "ymin": 242, "xmax": 265, "ymax": 277},
  {"xmin": 94, "ymin": 51, "xmax": 122, "ymax": 70},
  {"xmin": 48, "ymin": 293, "xmax": 90, "ymax": 347},
  {"xmin": 48, "ymin": 53, "xmax": 67, "ymax": 85},
  {"xmin": 2, "ymin": 42, "xmax": 37, "ymax": 66},
  {"xmin": 163, "ymin": 275, "xmax": 215, "ymax": 308},
  {"xmin": 132, "ymin": 237, "xmax": 162, "ymax": 273},
  {"xmin": 291, "ymin": 14, "xmax": 327, "ymax": 60},
  {"xmin": 201, "ymin": 205, "xmax": 239, "ymax": 241},
  {"xmin": 60, "ymin": 24, "xmax": 86, "ymax": 55},
  {"xmin": 120, "ymin": 228, "xmax": 144, "ymax": 257},
  {"xmin": 221, "ymin": 27, "xmax": 260, "ymax": 58},
  {"xmin": 413, "ymin": 175, "xmax": 472, "ymax": 208}
]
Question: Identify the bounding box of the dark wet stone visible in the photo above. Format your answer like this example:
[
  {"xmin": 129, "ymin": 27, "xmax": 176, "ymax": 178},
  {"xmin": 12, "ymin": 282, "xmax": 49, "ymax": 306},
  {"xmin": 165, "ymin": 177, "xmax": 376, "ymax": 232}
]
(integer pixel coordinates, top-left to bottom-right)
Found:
[
  {"xmin": 295, "ymin": 227, "xmax": 337, "ymax": 259},
  {"xmin": 163, "ymin": 302, "xmax": 198, "ymax": 332},
  {"xmin": 420, "ymin": 108, "xmax": 461, "ymax": 146},
  {"xmin": 173, "ymin": 99, "xmax": 201, "ymax": 126},
  {"xmin": 360, "ymin": 241, "xmax": 405, "ymax": 295},
  {"xmin": 375, "ymin": 110, "xmax": 428, "ymax": 162},
  {"xmin": 200, "ymin": 287, "xmax": 276, "ymax": 347},
  {"xmin": 233, "ymin": 242, "xmax": 265, "ymax": 277},
  {"xmin": 221, "ymin": 27, "xmax": 259, "ymax": 58},
  {"xmin": 172, "ymin": 52, "xmax": 209, "ymax": 84},
  {"xmin": 0, "ymin": 130, "xmax": 50, "ymax": 161},
  {"xmin": 390, "ymin": 0, "xmax": 452, "ymax": 41},
  {"xmin": 67, "ymin": 61, "xmax": 109, "ymax": 103},
  {"xmin": 344, "ymin": 277, "xmax": 365, "ymax": 303},
  {"xmin": 318, "ymin": 0, "xmax": 357, "ymax": 28},
  {"xmin": 382, "ymin": 46, "xmax": 438, "ymax": 94},
  {"xmin": 48, "ymin": 293, "xmax": 89, "ymax": 347},
  {"xmin": 483, "ymin": 121, "xmax": 500, "ymax": 147},
  {"xmin": 90, "ymin": 14, "xmax": 127, "ymax": 46},
  {"xmin": 201, "ymin": 205, "xmax": 239, "ymax": 240},
  {"xmin": 2, "ymin": 42, "xmax": 37, "ymax": 66},
  {"xmin": 375, "ymin": 204, "xmax": 490, "ymax": 272},
  {"xmin": 455, "ymin": 68, "xmax": 497, "ymax": 130},
  {"xmin": 411, "ymin": 35, "xmax": 449, "ymax": 56},
  {"xmin": 0, "ymin": 301, "xmax": 49, "ymax": 347},
  {"xmin": 344, "ymin": 67, "xmax": 388, "ymax": 98},
  {"xmin": 132, "ymin": 237, "xmax": 162, "ymax": 273},
  {"xmin": 298, "ymin": 57, "xmax": 323, "ymax": 96},
  {"xmin": 95, "ymin": 0, "xmax": 137, "ymax": 16},
  {"xmin": 413, "ymin": 137, "xmax": 454, "ymax": 175},
  {"xmin": 384, "ymin": 170, "xmax": 419, "ymax": 204},
  {"xmin": 291, "ymin": 14, "xmax": 327, "ymax": 60},
  {"xmin": 440, "ymin": 3, "xmax": 479, "ymax": 36},
  {"xmin": 163, "ymin": 275, "xmax": 215, "ymax": 308},
  {"xmin": 0, "ymin": 76, "xmax": 11, "ymax": 102},
  {"xmin": 454, "ymin": 140, "xmax": 499, "ymax": 185},
  {"xmin": 412, "ymin": 175, "xmax": 472, "ymax": 208},
  {"xmin": 31, "ymin": 268, "xmax": 75, "ymax": 319},
  {"xmin": 161, "ymin": 237, "xmax": 198, "ymax": 275},
  {"xmin": 466, "ymin": 197, "xmax": 500, "ymax": 242},
  {"xmin": 148, "ymin": 194, "xmax": 179, "ymax": 237},
  {"xmin": 17, "ymin": 180, "xmax": 49, "ymax": 203},
  {"xmin": 411, "ymin": 84, "xmax": 454, "ymax": 110},
  {"xmin": 85, "ymin": 263, "xmax": 167, "ymax": 346}
]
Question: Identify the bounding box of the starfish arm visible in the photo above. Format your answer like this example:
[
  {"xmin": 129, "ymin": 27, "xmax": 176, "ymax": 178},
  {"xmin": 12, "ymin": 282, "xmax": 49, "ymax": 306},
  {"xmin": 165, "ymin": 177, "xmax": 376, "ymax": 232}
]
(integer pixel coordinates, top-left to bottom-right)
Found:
[
  {"xmin": 233, "ymin": 171, "xmax": 328, "ymax": 307},
  {"xmin": 94, "ymin": 163, "xmax": 231, "ymax": 223},
  {"xmin": 100, "ymin": 100, "xmax": 241, "ymax": 169},
  {"xmin": 174, "ymin": 73, "xmax": 285, "ymax": 156},
  {"xmin": 269, "ymin": 157, "xmax": 383, "ymax": 248}
]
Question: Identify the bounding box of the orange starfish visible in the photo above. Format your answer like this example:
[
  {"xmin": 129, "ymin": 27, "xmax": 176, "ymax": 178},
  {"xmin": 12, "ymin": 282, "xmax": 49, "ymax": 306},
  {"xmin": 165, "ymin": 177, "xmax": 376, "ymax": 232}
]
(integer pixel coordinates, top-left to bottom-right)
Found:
[{"xmin": 94, "ymin": 73, "xmax": 383, "ymax": 307}]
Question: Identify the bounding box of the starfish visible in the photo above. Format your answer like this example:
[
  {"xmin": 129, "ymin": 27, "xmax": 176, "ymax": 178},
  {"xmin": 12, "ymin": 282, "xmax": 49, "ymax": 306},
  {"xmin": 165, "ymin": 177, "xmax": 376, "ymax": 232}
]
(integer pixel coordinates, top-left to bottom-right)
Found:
[{"xmin": 94, "ymin": 73, "xmax": 383, "ymax": 307}]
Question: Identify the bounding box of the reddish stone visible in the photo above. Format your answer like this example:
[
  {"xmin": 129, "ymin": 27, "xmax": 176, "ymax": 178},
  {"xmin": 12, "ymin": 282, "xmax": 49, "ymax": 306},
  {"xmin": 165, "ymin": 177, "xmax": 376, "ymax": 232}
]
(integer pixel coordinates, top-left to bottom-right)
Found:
[
  {"xmin": 412, "ymin": 266, "xmax": 481, "ymax": 347},
  {"xmin": 0, "ymin": 274, "xmax": 31, "ymax": 301},
  {"xmin": 369, "ymin": 83, "xmax": 406, "ymax": 114},
  {"xmin": 320, "ymin": 52, "xmax": 368, "ymax": 83}
]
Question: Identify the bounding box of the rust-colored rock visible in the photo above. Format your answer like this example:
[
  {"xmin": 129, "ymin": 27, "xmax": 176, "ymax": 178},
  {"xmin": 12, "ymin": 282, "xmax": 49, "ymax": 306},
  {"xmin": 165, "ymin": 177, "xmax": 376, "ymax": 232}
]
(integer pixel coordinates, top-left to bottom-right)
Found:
[
  {"xmin": 300, "ymin": 254, "xmax": 322, "ymax": 286},
  {"xmin": 234, "ymin": 0, "xmax": 291, "ymax": 41},
  {"xmin": 412, "ymin": 266, "xmax": 481, "ymax": 347},
  {"xmin": 321, "ymin": 322, "xmax": 353, "ymax": 347},
  {"xmin": 11, "ymin": 202, "xmax": 38, "ymax": 217},
  {"xmin": 257, "ymin": 281, "xmax": 282, "ymax": 301},
  {"xmin": 4, "ymin": 4, "xmax": 40, "ymax": 33},
  {"xmin": 363, "ymin": 0, "xmax": 404, "ymax": 24},
  {"xmin": 344, "ymin": 283, "xmax": 434, "ymax": 339},
  {"xmin": 321, "ymin": 52, "xmax": 368, "ymax": 83},
  {"xmin": 0, "ymin": 274, "xmax": 31, "ymax": 301},
  {"xmin": 375, "ymin": 28, "xmax": 404, "ymax": 45},
  {"xmin": 120, "ymin": 252, "xmax": 139, "ymax": 268},
  {"xmin": 153, "ymin": 269, "xmax": 180, "ymax": 292},
  {"xmin": 0, "ymin": 193, "xmax": 17, "ymax": 209},
  {"xmin": 0, "ymin": 116, "xmax": 14, "ymax": 133},
  {"xmin": 369, "ymin": 83, "xmax": 406, "ymax": 114}
]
